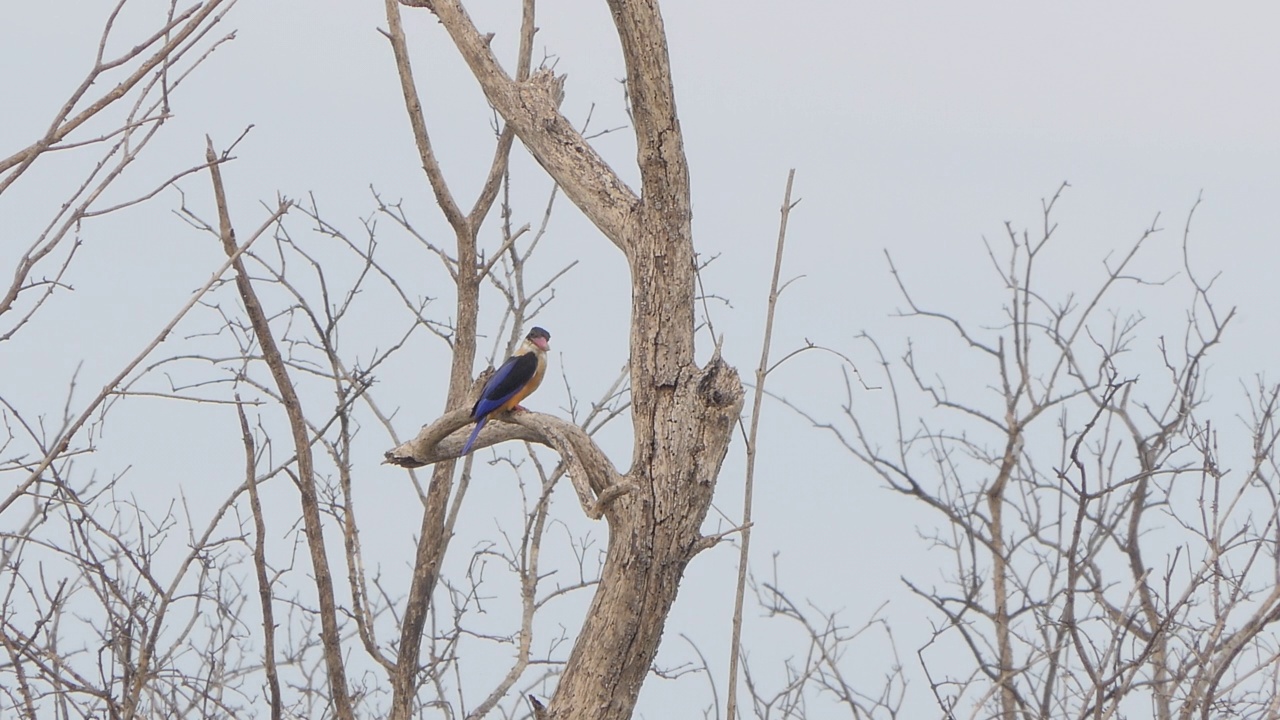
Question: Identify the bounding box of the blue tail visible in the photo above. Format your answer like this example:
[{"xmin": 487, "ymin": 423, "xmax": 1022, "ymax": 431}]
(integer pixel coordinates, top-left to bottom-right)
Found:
[{"xmin": 461, "ymin": 416, "xmax": 488, "ymax": 455}]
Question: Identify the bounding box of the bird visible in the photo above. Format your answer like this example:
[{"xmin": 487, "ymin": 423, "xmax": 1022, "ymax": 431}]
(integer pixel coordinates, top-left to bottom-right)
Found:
[{"xmin": 460, "ymin": 327, "xmax": 551, "ymax": 455}]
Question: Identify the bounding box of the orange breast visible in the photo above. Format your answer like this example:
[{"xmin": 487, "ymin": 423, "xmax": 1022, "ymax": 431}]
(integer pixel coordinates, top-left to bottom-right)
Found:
[{"xmin": 498, "ymin": 357, "xmax": 546, "ymax": 412}]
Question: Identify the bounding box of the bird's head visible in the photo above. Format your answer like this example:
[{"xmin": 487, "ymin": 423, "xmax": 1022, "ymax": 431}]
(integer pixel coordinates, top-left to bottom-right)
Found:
[{"xmin": 527, "ymin": 326, "xmax": 551, "ymax": 352}]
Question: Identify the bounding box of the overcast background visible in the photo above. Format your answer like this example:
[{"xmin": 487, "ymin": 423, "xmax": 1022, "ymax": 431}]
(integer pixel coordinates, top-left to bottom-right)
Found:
[{"xmin": 4, "ymin": 1, "xmax": 1279, "ymax": 716}]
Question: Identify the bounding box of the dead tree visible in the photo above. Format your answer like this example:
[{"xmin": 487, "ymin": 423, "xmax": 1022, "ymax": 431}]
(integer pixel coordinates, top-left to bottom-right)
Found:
[
  {"xmin": 385, "ymin": 1, "xmax": 744, "ymax": 718},
  {"xmin": 828, "ymin": 188, "xmax": 1280, "ymax": 719}
]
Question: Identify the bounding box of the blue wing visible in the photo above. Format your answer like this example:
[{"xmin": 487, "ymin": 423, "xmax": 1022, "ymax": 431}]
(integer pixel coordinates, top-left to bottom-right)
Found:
[
  {"xmin": 461, "ymin": 351, "xmax": 539, "ymax": 455},
  {"xmin": 471, "ymin": 351, "xmax": 539, "ymax": 419}
]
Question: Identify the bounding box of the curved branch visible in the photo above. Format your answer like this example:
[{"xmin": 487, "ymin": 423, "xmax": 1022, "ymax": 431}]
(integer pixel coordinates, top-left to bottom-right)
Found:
[
  {"xmin": 384, "ymin": 409, "xmax": 629, "ymax": 520},
  {"xmin": 383, "ymin": 407, "xmax": 478, "ymax": 465}
]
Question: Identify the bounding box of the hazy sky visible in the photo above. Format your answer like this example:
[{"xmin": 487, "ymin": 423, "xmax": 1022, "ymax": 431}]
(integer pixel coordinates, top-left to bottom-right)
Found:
[{"xmin": 4, "ymin": 1, "xmax": 1280, "ymax": 716}]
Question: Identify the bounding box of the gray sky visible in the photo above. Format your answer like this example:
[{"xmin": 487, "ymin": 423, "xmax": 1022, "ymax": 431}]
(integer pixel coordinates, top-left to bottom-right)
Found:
[{"xmin": 4, "ymin": 1, "xmax": 1280, "ymax": 716}]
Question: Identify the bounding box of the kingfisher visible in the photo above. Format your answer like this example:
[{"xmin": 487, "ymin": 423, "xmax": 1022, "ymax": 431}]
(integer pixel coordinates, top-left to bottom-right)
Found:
[{"xmin": 461, "ymin": 327, "xmax": 551, "ymax": 455}]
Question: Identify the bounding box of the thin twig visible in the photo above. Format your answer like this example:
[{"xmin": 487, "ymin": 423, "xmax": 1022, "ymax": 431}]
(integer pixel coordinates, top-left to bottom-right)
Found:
[
  {"xmin": 235, "ymin": 397, "xmax": 282, "ymax": 720},
  {"xmin": 726, "ymin": 169, "xmax": 796, "ymax": 720}
]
